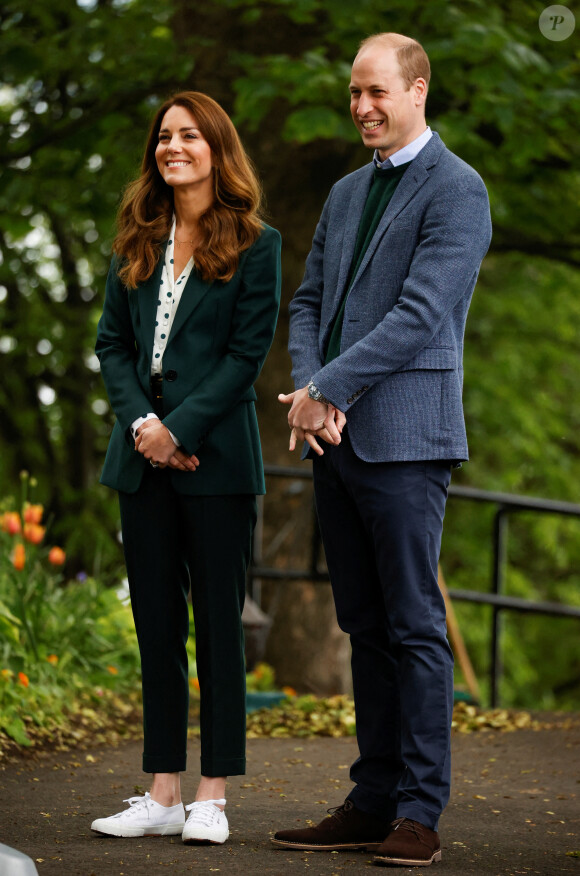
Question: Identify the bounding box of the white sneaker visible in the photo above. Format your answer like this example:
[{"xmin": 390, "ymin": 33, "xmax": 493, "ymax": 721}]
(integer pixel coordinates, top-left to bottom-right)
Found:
[
  {"xmin": 91, "ymin": 792, "xmax": 185, "ymax": 837},
  {"xmin": 182, "ymin": 798, "xmax": 229, "ymax": 844}
]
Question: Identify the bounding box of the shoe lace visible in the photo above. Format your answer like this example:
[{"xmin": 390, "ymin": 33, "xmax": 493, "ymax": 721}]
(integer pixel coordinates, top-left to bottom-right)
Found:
[
  {"xmin": 391, "ymin": 817, "xmax": 422, "ymax": 839},
  {"xmin": 122, "ymin": 792, "xmax": 153, "ymax": 814},
  {"xmin": 326, "ymin": 799, "xmax": 355, "ymax": 822},
  {"xmin": 185, "ymin": 799, "xmax": 226, "ymax": 826}
]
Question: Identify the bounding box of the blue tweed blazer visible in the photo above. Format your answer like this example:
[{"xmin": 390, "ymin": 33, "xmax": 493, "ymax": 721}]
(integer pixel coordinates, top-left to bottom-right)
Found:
[{"xmin": 288, "ymin": 133, "xmax": 492, "ymax": 462}]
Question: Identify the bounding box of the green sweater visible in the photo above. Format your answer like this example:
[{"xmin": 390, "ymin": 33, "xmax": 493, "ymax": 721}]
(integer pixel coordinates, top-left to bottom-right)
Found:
[{"xmin": 324, "ymin": 161, "xmax": 411, "ymax": 364}]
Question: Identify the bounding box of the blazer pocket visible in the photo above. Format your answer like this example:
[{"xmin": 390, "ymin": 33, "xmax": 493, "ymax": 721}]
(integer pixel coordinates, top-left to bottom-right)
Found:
[
  {"xmin": 394, "ymin": 346, "xmax": 456, "ymax": 372},
  {"xmin": 387, "ymin": 216, "xmax": 415, "ymax": 231}
]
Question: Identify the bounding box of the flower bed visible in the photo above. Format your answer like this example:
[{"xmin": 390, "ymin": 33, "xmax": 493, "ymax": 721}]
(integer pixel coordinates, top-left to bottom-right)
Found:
[{"xmin": 0, "ymin": 473, "xmax": 141, "ymax": 751}]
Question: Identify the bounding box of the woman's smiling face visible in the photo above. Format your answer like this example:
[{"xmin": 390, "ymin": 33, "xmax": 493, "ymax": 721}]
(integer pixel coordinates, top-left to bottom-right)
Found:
[{"xmin": 155, "ymin": 104, "xmax": 214, "ymax": 193}]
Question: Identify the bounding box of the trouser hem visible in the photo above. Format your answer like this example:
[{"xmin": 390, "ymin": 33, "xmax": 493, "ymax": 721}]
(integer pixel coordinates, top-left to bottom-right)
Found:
[
  {"xmin": 347, "ymin": 788, "xmax": 397, "ymax": 821},
  {"xmin": 200, "ymin": 757, "xmax": 246, "ymax": 777},
  {"xmin": 397, "ymin": 803, "xmax": 440, "ymax": 832},
  {"xmin": 143, "ymin": 754, "xmax": 187, "ymax": 774}
]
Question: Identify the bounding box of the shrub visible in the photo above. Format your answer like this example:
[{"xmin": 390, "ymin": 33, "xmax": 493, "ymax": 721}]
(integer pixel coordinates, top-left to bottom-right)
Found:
[{"xmin": 0, "ymin": 472, "xmax": 140, "ymax": 746}]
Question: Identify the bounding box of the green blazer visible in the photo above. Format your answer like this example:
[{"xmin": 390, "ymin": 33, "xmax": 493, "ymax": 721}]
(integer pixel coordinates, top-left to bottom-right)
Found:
[{"xmin": 96, "ymin": 224, "xmax": 281, "ymax": 496}]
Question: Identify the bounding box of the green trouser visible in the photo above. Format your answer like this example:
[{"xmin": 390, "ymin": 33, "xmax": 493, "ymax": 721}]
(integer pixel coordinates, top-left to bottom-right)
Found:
[{"xmin": 119, "ymin": 465, "xmax": 255, "ymax": 776}]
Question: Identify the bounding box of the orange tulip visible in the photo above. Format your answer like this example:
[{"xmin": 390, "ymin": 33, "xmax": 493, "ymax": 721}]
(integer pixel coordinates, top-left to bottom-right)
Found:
[
  {"xmin": 48, "ymin": 546, "xmax": 65, "ymax": 565},
  {"xmin": 12, "ymin": 543, "xmax": 26, "ymax": 570},
  {"xmin": 106, "ymin": 665, "xmax": 118, "ymax": 675},
  {"xmin": 23, "ymin": 523, "xmax": 46, "ymax": 545},
  {"xmin": 23, "ymin": 503, "xmax": 44, "ymax": 525},
  {"xmin": 1, "ymin": 512, "xmax": 21, "ymax": 535},
  {"xmin": 18, "ymin": 671, "xmax": 29, "ymax": 687},
  {"xmin": 46, "ymin": 655, "xmax": 59, "ymax": 666}
]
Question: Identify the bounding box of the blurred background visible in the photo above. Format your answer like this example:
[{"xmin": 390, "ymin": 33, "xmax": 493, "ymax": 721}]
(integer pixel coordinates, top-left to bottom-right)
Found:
[{"xmin": 1, "ymin": 0, "xmax": 579, "ymax": 712}]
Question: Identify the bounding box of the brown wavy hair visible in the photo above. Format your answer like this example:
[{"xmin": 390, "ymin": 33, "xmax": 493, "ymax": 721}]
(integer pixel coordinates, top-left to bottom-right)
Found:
[{"xmin": 113, "ymin": 92, "xmax": 263, "ymax": 288}]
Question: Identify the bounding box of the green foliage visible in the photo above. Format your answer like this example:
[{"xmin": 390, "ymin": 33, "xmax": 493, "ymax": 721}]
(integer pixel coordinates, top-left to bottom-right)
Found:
[
  {"xmin": 0, "ymin": 475, "xmax": 140, "ymax": 745},
  {"xmin": 233, "ymin": 49, "xmax": 354, "ymax": 141},
  {"xmin": 441, "ymin": 254, "xmax": 580, "ymax": 710},
  {"xmin": 246, "ymin": 661, "xmax": 277, "ymax": 692}
]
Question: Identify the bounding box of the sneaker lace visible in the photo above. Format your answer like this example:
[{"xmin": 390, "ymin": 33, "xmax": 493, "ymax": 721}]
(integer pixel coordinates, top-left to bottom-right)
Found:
[
  {"xmin": 122, "ymin": 792, "xmax": 153, "ymax": 814},
  {"xmin": 185, "ymin": 799, "xmax": 226, "ymax": 826}
]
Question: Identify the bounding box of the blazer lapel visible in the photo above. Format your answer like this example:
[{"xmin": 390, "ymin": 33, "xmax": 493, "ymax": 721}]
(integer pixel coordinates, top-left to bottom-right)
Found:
[
  {"xmin": 350, "ymin": 134, "xmax": 444, "ymax": 289},
  {"xmin": 137, "ymin": 253, "xmax": 166, "ymax": 362},
  {"xmin": 333, "ymin": 164, "xmax": 374, "ymax": 306},
  {"xmin": 166, "ymin": 269, "xmax": 214, "ymax": 343},
  {"xmin": 137, "ymin": 244, "xmax": 214, "ymax": 353}
]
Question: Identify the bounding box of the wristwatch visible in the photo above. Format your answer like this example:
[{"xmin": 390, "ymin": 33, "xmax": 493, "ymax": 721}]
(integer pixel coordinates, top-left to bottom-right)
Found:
[{"xmin": 308, "ymin": 380, "xmax": 331, "ymax": 405}]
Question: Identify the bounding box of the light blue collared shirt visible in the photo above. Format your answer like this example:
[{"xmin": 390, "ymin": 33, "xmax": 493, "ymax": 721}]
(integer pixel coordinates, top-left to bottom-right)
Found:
[{"xmin": 373, "ymin": 126, "xmax": 432, "ymax": 169}]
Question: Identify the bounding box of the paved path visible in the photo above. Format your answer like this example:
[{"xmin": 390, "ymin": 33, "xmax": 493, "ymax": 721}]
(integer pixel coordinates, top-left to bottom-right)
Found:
[{"xmin": 0, "ymin": 720, "xmax": 579, "ymax": 875}]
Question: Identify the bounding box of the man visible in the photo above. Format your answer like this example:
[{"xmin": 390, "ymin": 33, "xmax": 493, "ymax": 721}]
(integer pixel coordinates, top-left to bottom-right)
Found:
[{"xmin": 275, "ymin": 33, "xmax": 491, "ymax": 867}]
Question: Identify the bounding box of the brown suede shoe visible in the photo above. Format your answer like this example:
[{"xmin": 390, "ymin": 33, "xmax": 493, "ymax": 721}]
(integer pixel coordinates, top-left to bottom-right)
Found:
[
  {"xmin": 373, "ymin": 817, "xmax": 441, "ymax": 866},
  {"xmin": 271, "ymin": 799, "xmax": 390, "ymax": 851}
]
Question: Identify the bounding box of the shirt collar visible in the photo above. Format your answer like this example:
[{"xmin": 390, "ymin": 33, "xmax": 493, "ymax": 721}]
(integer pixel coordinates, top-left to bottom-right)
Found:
[{"xmin": 373, "ymin": 126, "xmax": 432, "ymax": 169}]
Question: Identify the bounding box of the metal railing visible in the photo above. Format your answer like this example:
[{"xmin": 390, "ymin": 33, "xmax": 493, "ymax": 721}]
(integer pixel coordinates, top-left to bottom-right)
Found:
[{"xmin": 249, "ymin": 464, "xmax": 580, "ymax": 707}]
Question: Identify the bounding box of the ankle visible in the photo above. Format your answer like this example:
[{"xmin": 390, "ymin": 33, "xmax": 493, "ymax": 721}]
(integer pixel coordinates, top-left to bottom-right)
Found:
[
  {"xmin": 150, "ymin": 790, "xmax": 182, "ymax": 807},
  {"xmin": 150, "ymin": 772, "xmax": 181, "ymax": 807},
  {"xmin": 196, "ymin": 776, "xmax": 227, "ymax": 807}
]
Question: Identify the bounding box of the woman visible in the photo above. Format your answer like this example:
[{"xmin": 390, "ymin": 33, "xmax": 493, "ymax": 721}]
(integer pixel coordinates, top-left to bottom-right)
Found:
[{"xmin": 92, "ymin": 92, "xmax": 281, "ymax": 844}]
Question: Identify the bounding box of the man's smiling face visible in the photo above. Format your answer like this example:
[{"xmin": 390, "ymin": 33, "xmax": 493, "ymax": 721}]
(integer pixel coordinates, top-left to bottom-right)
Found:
[{"xmin": 349, "ymin": 44, "xmax": 427, "ymax": 161}]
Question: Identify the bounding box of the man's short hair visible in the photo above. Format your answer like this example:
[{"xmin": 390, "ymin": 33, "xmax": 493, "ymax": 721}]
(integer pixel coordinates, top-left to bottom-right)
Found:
[{"xmin": 358, "ymin": 33, "xmax": 431, "ymax": 90}]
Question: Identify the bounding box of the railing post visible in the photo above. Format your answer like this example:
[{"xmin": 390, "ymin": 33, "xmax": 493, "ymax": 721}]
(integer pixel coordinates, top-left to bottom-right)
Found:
[{"xmin": 491, "ymin": 507, "xmax": 509, "ymax": 707}]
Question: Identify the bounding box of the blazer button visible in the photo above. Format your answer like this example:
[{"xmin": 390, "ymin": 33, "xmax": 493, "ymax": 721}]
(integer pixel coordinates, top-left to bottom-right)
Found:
[
  {"xmin": 347, "ymin": 396, "xmax": 354, "ymax": 405},
  {"xmin": 165, "ymin": 370, "xmax": 177, "ymax": 382}
]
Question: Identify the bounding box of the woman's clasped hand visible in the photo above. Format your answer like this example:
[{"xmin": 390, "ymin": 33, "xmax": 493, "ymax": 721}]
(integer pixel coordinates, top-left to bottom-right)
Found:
[{"xmin": 134, "ymin": 420, "xmax": 200, "ymax": 471}]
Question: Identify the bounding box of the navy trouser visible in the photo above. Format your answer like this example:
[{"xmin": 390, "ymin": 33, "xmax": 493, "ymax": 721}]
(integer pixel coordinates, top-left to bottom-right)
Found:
[
  {"xmin": 119, "ymin": 465, "xmax": 255, "ymax": 777},
  {"xmin": 312, "ymin": 430, "xmax": 453, "ymax": 830}
]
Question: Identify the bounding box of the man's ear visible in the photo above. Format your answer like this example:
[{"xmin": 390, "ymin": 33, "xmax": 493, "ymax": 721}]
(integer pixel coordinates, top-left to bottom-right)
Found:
[{"xmin": 413, "ymin": 78, "xmax": 428, "ymax": 108}]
